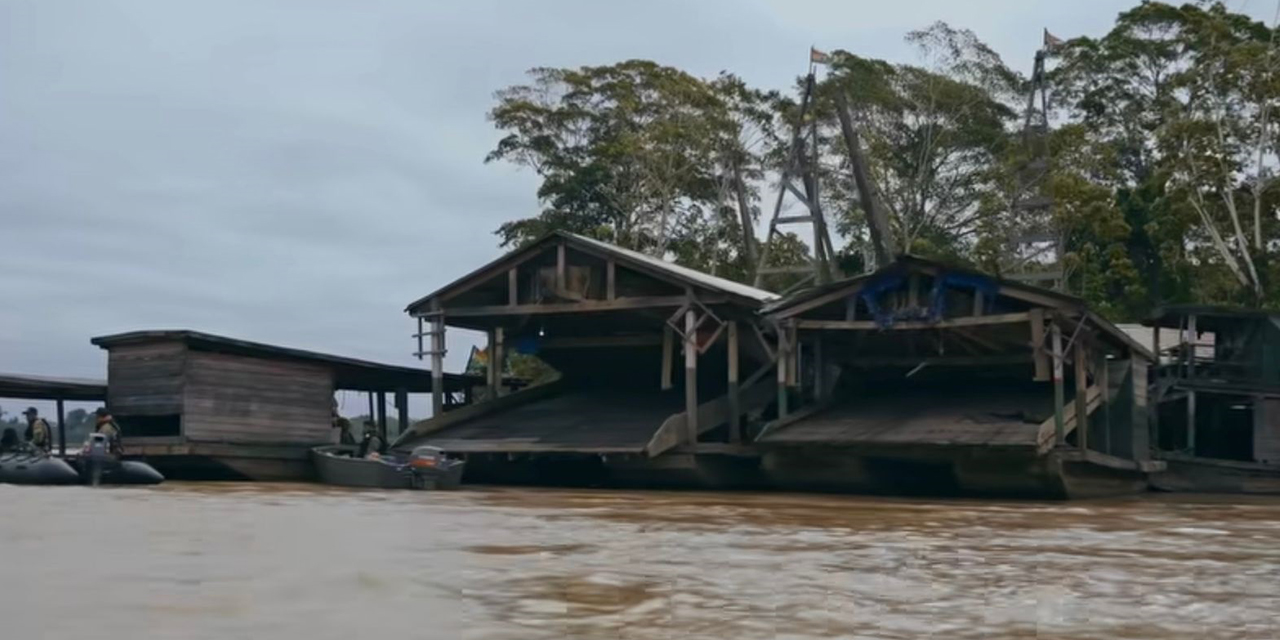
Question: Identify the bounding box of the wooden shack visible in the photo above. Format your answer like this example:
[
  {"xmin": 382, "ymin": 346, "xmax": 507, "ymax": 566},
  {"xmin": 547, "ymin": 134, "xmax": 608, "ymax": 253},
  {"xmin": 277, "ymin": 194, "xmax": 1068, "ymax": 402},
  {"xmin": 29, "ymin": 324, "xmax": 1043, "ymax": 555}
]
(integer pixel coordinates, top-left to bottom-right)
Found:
[
  {"xmin": 91, "ymin": 330, "xmax": 477, "ymax": 480},
  {"xmin": 1146, "ymin": 306, "xmax": 1280, "ymax": 493},
  {"xmin": 396, "ymin": 231, "xmax": 780, "ymax": 487},
  {"xmin": 755, "ymin": 256, "xmax": 1162, "ymax": 499}
]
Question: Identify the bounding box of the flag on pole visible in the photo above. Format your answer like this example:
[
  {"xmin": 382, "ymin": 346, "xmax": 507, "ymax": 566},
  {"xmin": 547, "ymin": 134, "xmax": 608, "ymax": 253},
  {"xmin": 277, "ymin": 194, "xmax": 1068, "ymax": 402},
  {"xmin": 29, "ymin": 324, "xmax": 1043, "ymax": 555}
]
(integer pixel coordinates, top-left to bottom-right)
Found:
[
  {"xmin": 1043, "ymin": 29, "xmax": 1065, "ymax": 51},
  {"xmin": 810, "ymin": 47, "xmax": 830, "ymax": 65}
]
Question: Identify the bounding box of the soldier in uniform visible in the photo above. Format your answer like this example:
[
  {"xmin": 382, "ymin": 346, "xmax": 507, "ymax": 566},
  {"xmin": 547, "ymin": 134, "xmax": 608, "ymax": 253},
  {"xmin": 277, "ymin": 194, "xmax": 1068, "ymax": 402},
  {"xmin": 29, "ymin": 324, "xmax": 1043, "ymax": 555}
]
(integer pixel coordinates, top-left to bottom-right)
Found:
[
  {"xmin": 21, "ymin": 407, "xmax": 51, "ymax": 453},
  {"xmin": 332, "ymin": 398, "xmax": 355, "ymax": 445},
  {"xmin": 357, "ymin": 421, "xmax": 385, "ymax": 458},
  {"xmin": 93, "ymin": 407, "xmax": 123, "ymax": 454}
]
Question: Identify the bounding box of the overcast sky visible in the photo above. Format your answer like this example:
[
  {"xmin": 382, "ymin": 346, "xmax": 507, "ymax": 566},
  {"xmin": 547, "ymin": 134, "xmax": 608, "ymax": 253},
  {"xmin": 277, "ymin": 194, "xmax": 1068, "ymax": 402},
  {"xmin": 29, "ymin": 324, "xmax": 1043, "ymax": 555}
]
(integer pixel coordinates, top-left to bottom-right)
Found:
[{"xmin": 1, "ymin": 0, "xmax": 1272, "ymax": 393}]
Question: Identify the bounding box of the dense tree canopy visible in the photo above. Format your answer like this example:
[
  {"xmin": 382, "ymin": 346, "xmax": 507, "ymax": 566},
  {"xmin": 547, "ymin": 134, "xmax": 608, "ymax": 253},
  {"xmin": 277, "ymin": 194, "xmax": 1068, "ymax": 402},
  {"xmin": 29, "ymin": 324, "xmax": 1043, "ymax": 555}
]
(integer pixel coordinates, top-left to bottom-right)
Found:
[{"xmin": 485, "ymin": 1, "xmax": 1280, "ymax": 320}]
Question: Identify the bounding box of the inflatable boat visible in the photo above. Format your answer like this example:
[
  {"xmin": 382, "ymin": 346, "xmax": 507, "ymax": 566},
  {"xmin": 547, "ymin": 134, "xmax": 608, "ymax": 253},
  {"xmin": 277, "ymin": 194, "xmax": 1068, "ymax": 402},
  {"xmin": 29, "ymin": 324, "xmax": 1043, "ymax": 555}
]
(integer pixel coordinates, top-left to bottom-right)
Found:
[{"xmin": 0, "ymin": 449, "xmax": 81, "ymax": 485}]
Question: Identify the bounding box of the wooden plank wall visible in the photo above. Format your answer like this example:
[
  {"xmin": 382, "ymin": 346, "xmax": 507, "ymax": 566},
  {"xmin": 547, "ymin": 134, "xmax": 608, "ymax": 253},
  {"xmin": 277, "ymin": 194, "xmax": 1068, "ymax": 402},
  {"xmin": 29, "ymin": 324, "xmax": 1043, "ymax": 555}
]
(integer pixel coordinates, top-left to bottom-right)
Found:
[
  {"xmin": 1253, "ymin": 398, "xmax": 1280, "ymax": 464},
  {"xmin": 182, "ymin": 351, "xmax": 334, "ymax": 445},
  {"xmin": 107, "ymin": 342, "xmax": 187, "ymax": 415}
]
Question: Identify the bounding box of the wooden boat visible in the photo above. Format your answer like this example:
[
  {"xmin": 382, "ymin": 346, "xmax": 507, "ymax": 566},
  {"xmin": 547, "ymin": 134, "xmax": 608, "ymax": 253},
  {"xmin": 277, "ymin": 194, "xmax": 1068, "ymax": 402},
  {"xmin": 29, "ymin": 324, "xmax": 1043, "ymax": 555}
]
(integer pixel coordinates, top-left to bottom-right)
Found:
[
  {"xmin": 0, "ymin": 449, "xmax": 81, "ymax": 485},
  {"xmin": 311, "ymin": 445, "xmax": 465, "ymax": 490}
]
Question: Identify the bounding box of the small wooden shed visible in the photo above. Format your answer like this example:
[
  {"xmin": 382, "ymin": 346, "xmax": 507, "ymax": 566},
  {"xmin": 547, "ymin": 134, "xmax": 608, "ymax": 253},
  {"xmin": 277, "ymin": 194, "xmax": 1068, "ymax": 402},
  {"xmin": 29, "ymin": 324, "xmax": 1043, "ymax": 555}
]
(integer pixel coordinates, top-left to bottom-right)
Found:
[
  {"xmin": 91, "ymin": 330, "xmax": 476, "ymax": 480},
  {"xmin": 1146, "ymin": 306, "xmax": 1280, "ymax": 493}
]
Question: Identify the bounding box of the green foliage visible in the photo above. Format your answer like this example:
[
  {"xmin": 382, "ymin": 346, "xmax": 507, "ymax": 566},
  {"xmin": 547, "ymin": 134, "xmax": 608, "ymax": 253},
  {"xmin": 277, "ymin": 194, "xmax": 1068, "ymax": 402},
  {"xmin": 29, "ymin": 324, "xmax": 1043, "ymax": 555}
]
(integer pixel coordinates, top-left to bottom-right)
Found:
[{"xmin": 485, "ymin": 3, "xmax": 1280, "ymax": 319}]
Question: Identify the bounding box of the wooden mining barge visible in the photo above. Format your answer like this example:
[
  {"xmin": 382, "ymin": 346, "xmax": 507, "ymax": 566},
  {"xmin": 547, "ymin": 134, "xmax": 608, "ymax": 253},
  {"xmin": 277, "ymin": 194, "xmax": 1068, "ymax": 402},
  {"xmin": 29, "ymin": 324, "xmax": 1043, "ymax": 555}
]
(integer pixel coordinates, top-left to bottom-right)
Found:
[{"xmin": 393, "ymin": 232, "xmax": 1162, "ymax": 499}]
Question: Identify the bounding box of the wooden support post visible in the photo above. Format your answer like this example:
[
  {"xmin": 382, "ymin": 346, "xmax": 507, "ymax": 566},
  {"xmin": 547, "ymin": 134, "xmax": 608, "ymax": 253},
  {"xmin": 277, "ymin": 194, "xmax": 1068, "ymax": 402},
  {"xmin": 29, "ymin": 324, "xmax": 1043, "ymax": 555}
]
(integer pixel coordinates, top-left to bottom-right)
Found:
[
  {"xmin": 1131, "ymin": 354, "xmax": 1150, "ymax": 460},
  {"xmin": 1186, "ymin": 314, "xmax": 1197, "ymax": 379},
  {"xmin": 416, "ymin": 317, "xmax": 425, "ymax": 361},
  {"xmin": 376, "ymin": 391, "xmax": 388, "ymax": 442},
  {"xmin": 845, "ymin": 295, "xmax": 857, "ymax": 321},
  {"xmin": 508, "ymin": 268, "xmax": 518, "ymax": 306},
  {"xmin": 1030, "ymin": 308, "xmax": 1049, "ymax": 382},
  {"xmin": 367, "ymin": 392, "xmax": 376, "ymax": 426},
  {"xmin": 973, "ymin": 290, "xmax": 985, "ymax": 316},
  {"xmin": 556, "ymin": 242, "xmax": 566, "ymax": 291},
  {"xmin": 1152, "ymin": 325, "xmax": 1161, "ymax": 378},
  {"xmin": 777, "ymin": 328, "xmax": 789, "ymax": 418},
  {"xmin": 1074, "ymin": 338, "xmax": 1089, "ymax": 452},
  {"xmin": 606, "ymin": 259, "xmax": 616, "ymax": 301},
  {"xmin": 727, "ymin": 321, "xmax": 741, "ymax": 443},
  {"xmin": 430, "ymin": 304, "xmax": 445, "ymax": 418},
  {"xmin": 1099, "ymin": 354, "xmax": 1110, "ymax": 455},
  {"xmin": 783, "ymin": 320, "xmax": 793, "ymax": 384},
  {"xmin": 485, "ymin": 329, "xmax": 497, "ymax": 399},
  {"xmin": 907, "ymin": 274, "xmax": 920, "ymax": 309},
  {"xmin": 813, "ymin": 333, "xmax": 825, "ymax": 401},
  {"xmin": 56, "ymin": 398, "xmax": 66, "ymax": 457},
  {"xmin": 684, "ymin": 308, "xmax": 698, "ymax": 445},
  {"xmin": 395, "ymin": 388, "xmax": 409, "ymax": 439},
  {"xmin": 494, "ymin": 327, "xmax": 505, "ymax": 398},
  {"xmin": 661, "ymin": 325, "xmax": 674, "ymax": 390},
  {"xmin": 1187, "ymin": 389, "xmax": 1197, "ymax": 455},
  {"xmin": 1051, "ymin": 321, "xmax": 1065, "ymax": 446}
]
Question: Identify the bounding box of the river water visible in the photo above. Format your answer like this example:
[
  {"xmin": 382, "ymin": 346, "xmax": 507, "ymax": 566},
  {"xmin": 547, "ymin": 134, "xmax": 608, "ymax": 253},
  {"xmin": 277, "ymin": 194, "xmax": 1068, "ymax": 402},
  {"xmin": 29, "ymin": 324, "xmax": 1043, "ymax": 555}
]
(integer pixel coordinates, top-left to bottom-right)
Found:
[{"xmin": 2, "ymin": 483, "xmax": 1278, "ymax": 639}]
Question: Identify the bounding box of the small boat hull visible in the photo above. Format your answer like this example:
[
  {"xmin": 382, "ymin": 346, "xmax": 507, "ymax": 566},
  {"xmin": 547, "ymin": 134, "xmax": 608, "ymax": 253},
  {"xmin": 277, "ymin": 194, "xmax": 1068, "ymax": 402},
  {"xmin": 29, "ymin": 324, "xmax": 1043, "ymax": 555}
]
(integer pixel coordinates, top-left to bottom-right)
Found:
[
  {"xmin": 0, "ymin": 451, "xmax": 81, "ymax": 485},
  {"xmin": 68, "ymin": 458, "xmax": 165, "ymax": 485},
  {"xmin": 311, "ymin": 445, "xmax": 465, "ymax": 490}
]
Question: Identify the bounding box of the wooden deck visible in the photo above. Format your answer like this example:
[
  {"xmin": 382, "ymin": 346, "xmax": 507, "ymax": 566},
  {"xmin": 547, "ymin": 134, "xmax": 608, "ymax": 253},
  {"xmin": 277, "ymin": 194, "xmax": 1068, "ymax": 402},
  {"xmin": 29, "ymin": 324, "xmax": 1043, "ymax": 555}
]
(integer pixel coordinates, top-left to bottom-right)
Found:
[
  {"xmin": 421, "ymin": 389, "xmax": 683, "ymax": 454},
  {"xmin": 758, "ymin": 385, "xmax": 1053, "ymax": 448}
]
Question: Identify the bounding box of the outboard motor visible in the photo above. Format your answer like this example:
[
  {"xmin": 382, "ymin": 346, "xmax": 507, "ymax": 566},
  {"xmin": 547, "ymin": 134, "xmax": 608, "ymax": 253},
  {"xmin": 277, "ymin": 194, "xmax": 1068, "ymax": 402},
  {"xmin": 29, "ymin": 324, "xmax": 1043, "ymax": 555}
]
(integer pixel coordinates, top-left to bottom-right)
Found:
[
  {"xmin": 80, "ymin": 433, "xmax": 114, "ymax": 486},
  {"xmin": 408, "ymin": 446, "xmax": 447, "ymax": 490}
]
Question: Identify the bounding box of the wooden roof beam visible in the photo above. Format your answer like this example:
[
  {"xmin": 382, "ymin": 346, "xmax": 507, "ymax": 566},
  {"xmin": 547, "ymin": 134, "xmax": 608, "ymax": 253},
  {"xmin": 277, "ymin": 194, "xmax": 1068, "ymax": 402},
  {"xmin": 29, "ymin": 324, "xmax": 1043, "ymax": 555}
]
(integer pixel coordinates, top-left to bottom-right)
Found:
[{"xmin": 795, "ymin": 312, "xmax": 1030, "ymax": 331}]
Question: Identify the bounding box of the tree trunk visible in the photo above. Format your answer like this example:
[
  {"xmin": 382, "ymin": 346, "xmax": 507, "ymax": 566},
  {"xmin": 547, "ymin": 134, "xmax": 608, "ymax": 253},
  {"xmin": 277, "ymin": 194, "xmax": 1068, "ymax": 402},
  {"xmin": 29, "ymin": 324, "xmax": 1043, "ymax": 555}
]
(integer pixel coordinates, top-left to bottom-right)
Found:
[
  {"xmin": 731, "ymin": 159, "xmax": 758, "ymax": 268},
  {"xmin": 836, "ymin": 93, "xmax": 897, "ymax": 268}
]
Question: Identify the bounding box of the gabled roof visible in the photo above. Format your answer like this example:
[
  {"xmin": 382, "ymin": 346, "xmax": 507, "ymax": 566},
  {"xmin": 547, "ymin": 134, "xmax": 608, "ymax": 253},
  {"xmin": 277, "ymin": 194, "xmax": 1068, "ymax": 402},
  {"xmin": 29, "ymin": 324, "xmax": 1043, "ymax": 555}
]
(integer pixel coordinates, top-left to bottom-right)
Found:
[
  {"xmin": 763, "ymin": 255, "xmax": 1081, "ymax": 316},
  {"xmin": 1146, "ymin": 304, "xmax": 1280, "ymax": 329},
  {"xmin": 405, "ymin": 230, "xmax": 778, "ymax": 315},
  {"xmin": 91, "ymin": 330, "xmax": 479, "ymax": 392},
  {"xmin": 763, "ymin": 255, "xmax": 1152, "ymax": 360}
]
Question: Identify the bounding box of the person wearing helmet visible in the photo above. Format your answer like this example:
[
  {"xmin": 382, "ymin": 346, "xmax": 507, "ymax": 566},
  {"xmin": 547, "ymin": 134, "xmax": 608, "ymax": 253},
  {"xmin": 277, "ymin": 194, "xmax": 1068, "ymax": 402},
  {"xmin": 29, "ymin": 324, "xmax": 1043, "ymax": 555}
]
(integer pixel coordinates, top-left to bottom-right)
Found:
[
  {"xmin": 93, "ymin": 408, "xmax": 123, "ymax": 455},
  {"xmin": 22, "ymin": 407, "xmax": 51, "ymax": 453}
]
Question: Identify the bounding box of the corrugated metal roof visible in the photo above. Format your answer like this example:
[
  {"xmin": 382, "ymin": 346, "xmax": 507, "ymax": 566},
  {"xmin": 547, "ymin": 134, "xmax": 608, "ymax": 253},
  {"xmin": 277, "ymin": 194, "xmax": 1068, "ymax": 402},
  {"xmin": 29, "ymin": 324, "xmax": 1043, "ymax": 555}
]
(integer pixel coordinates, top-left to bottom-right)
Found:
[
  {"xmin": 565, "ymin": 233, "xmax": 778, "ymax": 303},
  {"xmin": 405, "ymin": 230, "xmax": 777, "ymax": 314},
  {"xmin": 1117, "ymin": 324, "xmax": 1215, "ymax": 364},
  {"xmin": 91, "ymin": 330, "xmax": 480, "ymax": 392},
  {"xmin": 0, "ymin": 372, "xmax": 108, "ymax": 401}
]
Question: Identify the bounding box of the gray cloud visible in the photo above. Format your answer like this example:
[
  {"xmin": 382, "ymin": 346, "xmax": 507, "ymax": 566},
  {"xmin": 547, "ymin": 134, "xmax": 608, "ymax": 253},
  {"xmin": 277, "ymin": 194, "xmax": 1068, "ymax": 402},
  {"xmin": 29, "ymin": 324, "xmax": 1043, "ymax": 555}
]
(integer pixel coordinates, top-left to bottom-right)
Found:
[{"xmin": 2, "ymin": 0, "xmax": 1271, "ymax": 391}]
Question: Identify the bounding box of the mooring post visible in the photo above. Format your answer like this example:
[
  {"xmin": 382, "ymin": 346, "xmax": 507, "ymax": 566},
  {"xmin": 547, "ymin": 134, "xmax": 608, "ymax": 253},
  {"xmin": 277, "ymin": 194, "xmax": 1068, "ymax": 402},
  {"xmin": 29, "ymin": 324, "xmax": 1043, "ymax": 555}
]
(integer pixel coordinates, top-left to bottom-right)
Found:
[
  {"xmin": 56, "ymin": 398, "xmax": 66, "ymax": 457},
  {"xmin": 684, "ymin": 307, "xmax": 699, "ymax": 445},
  {"xmin": 727, "ymin": 321, "xmax": 741, "ymax": 443},
  {"xmin": 1051, "ymin": 321, "xmax": 1065, "ymax": 446},
  {"xmin": 1074, "ymin": 338, "xmax": 1089, "ymax": 452}
]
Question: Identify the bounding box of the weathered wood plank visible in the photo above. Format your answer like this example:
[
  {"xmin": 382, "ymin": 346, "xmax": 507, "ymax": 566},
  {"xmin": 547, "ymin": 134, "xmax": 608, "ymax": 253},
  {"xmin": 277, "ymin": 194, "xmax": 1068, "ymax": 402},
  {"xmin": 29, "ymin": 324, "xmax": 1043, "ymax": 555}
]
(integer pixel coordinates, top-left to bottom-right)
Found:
[
  {"xmin": 796, "ymin": 312, "xmax": 1030, "ymax": 331},
  {"xmin": 443, "ymin": 295, "xmax": 698, "ymax": 317}
]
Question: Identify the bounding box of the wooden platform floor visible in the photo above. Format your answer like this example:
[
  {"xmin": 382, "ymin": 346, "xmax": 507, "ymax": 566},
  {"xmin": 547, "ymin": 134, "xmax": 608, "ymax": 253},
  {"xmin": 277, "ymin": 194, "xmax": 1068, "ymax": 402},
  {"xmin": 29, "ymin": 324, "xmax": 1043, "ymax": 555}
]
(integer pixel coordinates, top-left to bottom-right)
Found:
[
  {"xmin": 760, "ymin": 385, "xmax": 1053, "ymax": 448},
  {"xmin": 423, "ymin": 389, "xmax": 683, "ymax": 453}
]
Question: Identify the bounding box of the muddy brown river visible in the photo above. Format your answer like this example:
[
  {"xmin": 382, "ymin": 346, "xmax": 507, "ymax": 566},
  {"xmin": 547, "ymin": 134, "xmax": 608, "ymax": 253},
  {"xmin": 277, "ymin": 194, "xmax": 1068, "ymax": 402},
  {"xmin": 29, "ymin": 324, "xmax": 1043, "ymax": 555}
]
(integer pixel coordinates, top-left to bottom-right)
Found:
[{"xmin": 2, "ymin": 483, "xmax": 1278, "ymax": 639}]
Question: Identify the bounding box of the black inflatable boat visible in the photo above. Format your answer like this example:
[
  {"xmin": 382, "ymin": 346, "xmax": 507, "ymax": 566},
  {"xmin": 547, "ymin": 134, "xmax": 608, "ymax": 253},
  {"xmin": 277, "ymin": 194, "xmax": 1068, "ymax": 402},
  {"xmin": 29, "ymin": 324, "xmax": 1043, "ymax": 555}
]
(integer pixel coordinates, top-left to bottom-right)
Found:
[
  {"xmin": 70, "ymin": 433, "xmax": 165, "ymax": 486},
  {"xmin": 0, "ymin": 449, "xmax": 80, "ymax": 485}
]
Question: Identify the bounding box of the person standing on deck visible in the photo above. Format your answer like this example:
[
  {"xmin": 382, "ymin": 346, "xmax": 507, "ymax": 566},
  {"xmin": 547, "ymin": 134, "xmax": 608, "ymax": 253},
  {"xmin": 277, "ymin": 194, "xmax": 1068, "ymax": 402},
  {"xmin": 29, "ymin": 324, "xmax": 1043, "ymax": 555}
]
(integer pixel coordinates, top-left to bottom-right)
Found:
[
  {"xmin": 332, "ymin": 399, "xmax": 355, "ymax": 445},
  {"xmin": 93, "ymin": 408, "xmax": 123, "ymax": 455},
  {"xmin": 358, "ymin": 421, "xmax": 385, "ymax": 458},
  {"xmin": 22, "ymin": 407, "xmax": 51, "ymax": 453}
]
